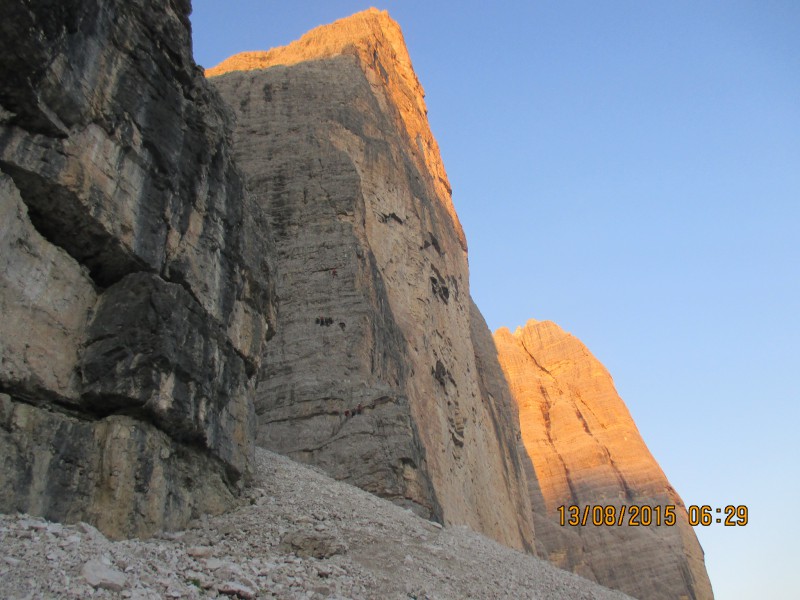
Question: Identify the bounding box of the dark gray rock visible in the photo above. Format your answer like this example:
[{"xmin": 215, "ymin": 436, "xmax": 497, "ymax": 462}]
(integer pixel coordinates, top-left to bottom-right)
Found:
[
  {"xmin": 0, "ymin": 393, "xmax": 235, "ymax": 539},
  {"xmin": 279, "ymin": 529, "xmax": 348, "ymax": 559},
  {"xmin": 0, "ymin": 0, "xmax": 274, "ymax": 354},
  {"xmin": 81, "ymin": 272, "xmax": 254, "ymax": 477},
  {"xmin": 0, "ymin": 0, "xmax": 275, "ymax": 537}
]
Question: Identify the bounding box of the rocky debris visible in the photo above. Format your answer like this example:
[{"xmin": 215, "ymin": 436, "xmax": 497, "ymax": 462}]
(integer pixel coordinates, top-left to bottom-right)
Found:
[
  {"xmin": 0, "ymin": 0, "xmax": 275, "ymax": 537},
  {"xmin": 209, "ymin": 8, "xmax": 535, "ymax": 552},
  {"xmin": 82, "ymin": 559, "xmax": 128, "ymax": 592},
  {"xmin": 494, "ymin": 320, "xmax": 714, "ymax": 600},
  {"xmin": 0, "ymin": 448, "xmax": 634, "ymax": 600},
  {"xmin": 0, "ymin": 1, "xmax": 711, "ymax": 595},
  {"xmin": 218, "ymin": 581, "xmax": 256, "ymax": 599},
  {"xmin": 279, "ymin": 530, "xmax": 348, "ymax": 559}
]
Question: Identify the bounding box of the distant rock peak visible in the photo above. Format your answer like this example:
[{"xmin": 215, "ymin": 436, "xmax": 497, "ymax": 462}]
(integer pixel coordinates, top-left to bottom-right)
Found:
[{"xmin": 494, "ymin": 319, "xmax": 714, "ymax": 600}]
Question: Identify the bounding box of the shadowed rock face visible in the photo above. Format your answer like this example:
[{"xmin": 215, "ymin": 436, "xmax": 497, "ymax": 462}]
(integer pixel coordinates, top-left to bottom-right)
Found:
[
  {"xmin": 494, "ymin": 320, "xmax": 714, "ymax": 600},
  {"xmin": 209, "ymin": 9, "xmax": 536, "ymax": 551},
  {"xmin": 0, "ymin": 0, "xmax": 275, "ymax": 538}
]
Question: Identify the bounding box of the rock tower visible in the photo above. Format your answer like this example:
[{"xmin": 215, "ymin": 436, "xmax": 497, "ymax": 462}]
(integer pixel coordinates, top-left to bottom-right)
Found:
[{"xmin": 208, "ymin": 9, "xmax": 536, "ymax": 551}]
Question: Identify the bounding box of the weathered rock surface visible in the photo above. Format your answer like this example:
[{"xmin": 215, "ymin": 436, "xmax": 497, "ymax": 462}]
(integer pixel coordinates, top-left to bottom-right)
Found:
[
  {"xmin": 0, "ymin": 172, "xmax": 96, "ymax": 405},
  {"xmin": 206, "ymin": 8, "xmax": 464, "ymax": 253},
  {"xmin": 0, "ymin": 448, "xmax": 636, "ymax": 600},
  {"xmin": 209, "ymin": 9, "xmax": 535, "ymax": 551},
  {"xmin": 0, "ymin": 0, "xmax": 275, "ymax": 537},
  {"xmin": 80, "ymin": 559, "xmax": 127, "ymax": 592},
  {"xmin": 494, "ymin": 320, "xmax": 714, "ymax": 600},
  {"xmin": 0, "ymin": 393, "xmax": 235, "ymax": 538}
]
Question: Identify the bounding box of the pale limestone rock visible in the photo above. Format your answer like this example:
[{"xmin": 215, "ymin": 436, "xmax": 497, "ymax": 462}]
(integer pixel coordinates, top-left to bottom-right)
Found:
[
  {"xmin": 77, "ymin": 522, "xmax": 109, "ymax": 544},
  {"xmin": 218, "ymin": 581, "xmax": 256, "ymax": 599},
  {"xmin": 209, "ymin": 9, "xmax": 535, "ymax": 552},
  {"xmin": 81, "ymin": 559, "xmax": 127, "ymax": 591},
  {"xmin": 1, "ymin": 447, "xmax": 635, "ymax": 599},
  {"xmin": 0, "ymin": 2, "xmax": 713, "ymax": 590},
  {"xmin": 0, "ymin": 173, "xmax": 96, "ymax": 404},
  {"xmin": 187, "ymin": 546, "xmax": 214, "ymax": 558},
  {"xmin": 494, "ymin": 320, "xmax": 714, "ymax": 600}
]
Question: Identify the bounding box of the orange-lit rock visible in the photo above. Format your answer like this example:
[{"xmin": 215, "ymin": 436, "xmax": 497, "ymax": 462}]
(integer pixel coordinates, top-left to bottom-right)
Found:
[
  {"xmin": 494, "ymin": 320, "xmax": 713, "ymax": 600},
  {"xmin": 206, "ymin": 8, "xmax": 465, "ymax": 252}
]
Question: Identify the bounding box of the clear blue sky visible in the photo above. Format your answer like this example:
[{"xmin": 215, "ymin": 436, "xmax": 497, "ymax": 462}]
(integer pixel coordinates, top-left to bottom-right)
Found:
[{"xmin": 191, "ymin": 2, "xmax": 799, "ymax": 597}]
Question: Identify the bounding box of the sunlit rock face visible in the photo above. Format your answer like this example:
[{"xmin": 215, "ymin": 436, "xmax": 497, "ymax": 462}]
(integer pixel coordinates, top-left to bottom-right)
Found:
[
  {"xmin": 206, "ymin": 8, "xmax": 464, "ymax": 253},
  {"xmin": 209, "ymin": 9, "xmax": 536, "ymax": 551},
  {"xmin": 494, "ymin": 320, "xmax": 714, "ymax": 600},
  {"xmin": 0, "ymin": 0, "xmax": 276, "ymax": 538}
]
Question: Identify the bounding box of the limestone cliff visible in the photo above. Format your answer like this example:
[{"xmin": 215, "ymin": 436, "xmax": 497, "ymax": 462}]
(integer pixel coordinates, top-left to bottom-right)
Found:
[
  {"xmin": 0, "ymin": 0, "xmax": 275, "ymax": 538},
  {"xmin": 208, "ymin": 9, "xmax": 535, "ymax": 551},
  {"xmin": 494, "ymin": 320, "xmax": 713, "ymax": 600},
  {"xmin": 0, "ymin": 4, "xmax": 714, "ymax": 593}
]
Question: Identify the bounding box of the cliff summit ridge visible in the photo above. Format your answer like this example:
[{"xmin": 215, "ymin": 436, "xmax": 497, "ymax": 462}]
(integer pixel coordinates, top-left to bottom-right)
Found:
[{"xmin": 207, "ymin": 7, "xmax": 466, "ymax": 252}]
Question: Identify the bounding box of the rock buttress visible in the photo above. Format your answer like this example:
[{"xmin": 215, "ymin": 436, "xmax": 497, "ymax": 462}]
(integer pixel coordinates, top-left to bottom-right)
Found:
[
  {"xmin": 494, "ymin": 320, "xmax": 714, "ymax": 600},
  {"xmin": 0, "ymin": 0, "xmax": 276, "ymax": 538},
  {"xmin": 209, "ymin": 9, "xmax": 535, "ymax": 551}
]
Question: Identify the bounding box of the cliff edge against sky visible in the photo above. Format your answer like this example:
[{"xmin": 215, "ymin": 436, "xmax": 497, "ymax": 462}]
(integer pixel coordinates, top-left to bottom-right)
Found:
[
  {"xmin": 208, "ymin": 7, "xmax": 536, "ymax": 553},
  {"xmin": 206, "ymin": 10, "xmax": 713, "ymax": 597},
  {"xmin": 495, "ymin": 320, "xmax": 713, "ymax": 600},
  {"xmin": 207, "ymin": 7, "xmax": 465, "ymax": 253}
]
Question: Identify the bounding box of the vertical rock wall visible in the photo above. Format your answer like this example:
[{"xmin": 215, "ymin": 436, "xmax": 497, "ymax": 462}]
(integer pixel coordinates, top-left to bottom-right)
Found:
[
  {"xmin": 209, "ymin": 9, "xmax": 535, "ymax": 551},
  {"xmin": 495, "ymin": 321, "xmax": 714, "ymax": 600},
  {"xmin": 0, "ymin": 0, "xmax": 275, "ymax": 538}
]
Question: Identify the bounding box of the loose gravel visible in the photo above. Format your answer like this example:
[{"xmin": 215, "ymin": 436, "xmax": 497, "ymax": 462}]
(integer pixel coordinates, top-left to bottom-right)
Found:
[{"xmin": 0, "ymin": 448, "xmax": 634, "ymax": 599}]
